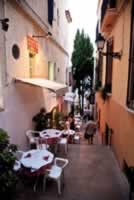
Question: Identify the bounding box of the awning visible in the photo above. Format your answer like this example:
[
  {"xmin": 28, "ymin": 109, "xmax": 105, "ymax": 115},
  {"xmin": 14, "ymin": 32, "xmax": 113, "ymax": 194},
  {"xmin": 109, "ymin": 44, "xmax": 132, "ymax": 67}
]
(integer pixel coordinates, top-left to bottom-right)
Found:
[{"xmin": 15, "ymin": 78, "xmax": 68, "ymax": 95}]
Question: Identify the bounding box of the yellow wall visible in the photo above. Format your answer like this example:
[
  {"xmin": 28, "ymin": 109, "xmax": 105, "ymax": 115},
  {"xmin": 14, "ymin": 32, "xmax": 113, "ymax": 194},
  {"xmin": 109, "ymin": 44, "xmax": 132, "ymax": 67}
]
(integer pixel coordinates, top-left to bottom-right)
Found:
[
  {"xmin": 112, "ymin": 2, "xmax": 131, "ymax": 107},
  {"xmin": 96, "ymin": 92, "xmax": 134, "ymax": 167},
  {"xmin": 96, "ymin": 1, "xmax": 134, "ymax": 167}
]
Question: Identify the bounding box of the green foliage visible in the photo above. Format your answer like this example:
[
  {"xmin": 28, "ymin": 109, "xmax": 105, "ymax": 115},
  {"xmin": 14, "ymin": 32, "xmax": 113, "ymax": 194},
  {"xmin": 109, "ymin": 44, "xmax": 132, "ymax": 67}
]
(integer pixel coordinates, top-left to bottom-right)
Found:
[
  {"xmin": 99, "ymin": 83, "xmax": 112, "ymax": 102},
  {"xmin": 71, "ymin": 29, "xmax": 94, "ymax": 81},
  {"xmin": 71, "ymin": 29, "xmax": 94, "ymax": 113},
  {"xmin": 100, "ymin": 86, "xmax": 108, "ymax": 102},
  {"xmin": 54, "ymin": 112, "xmax": 65, "ymax": 130},
  {"xmin": 94, "ymin": 80, "xmax": 102, "ymax": 91},
  {"xmin": 0, "ymin": 129, "xmax": 18, "ymax": 199},
  {"xmin": 0, "ymin": 129, "xmax": 9, "ymax": 150}
]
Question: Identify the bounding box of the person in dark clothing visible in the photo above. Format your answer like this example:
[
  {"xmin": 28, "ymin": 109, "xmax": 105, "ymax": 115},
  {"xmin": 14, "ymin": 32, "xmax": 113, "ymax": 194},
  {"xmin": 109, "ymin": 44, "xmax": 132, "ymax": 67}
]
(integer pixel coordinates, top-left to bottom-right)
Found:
[
  {"xmin": 68, "ymin": 114, "xmax": 75, "ymax": 131},
  {"xmin": 32, "ymin": 108, "xmax": 48, "ymax": 131}
]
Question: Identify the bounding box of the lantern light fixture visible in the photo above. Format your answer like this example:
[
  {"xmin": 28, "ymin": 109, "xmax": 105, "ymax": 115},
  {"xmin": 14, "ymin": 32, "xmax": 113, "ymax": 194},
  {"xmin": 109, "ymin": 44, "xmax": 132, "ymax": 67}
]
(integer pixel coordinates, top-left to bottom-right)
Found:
[
  {"xmin": 0, "ymin": 18, "xmax": 9, "ymax": 32},
  {"xmin": 96, "ymin": 33, "xmax": 122, "ymax": 59}
]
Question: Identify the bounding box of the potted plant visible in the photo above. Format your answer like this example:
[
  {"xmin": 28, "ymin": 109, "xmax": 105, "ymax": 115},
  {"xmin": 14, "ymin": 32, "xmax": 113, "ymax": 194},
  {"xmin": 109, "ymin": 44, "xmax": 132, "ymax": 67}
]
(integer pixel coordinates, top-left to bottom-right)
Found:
[
  {"xmin": 0, "ymin": 129, "xmax": 9, "ymax": 151},
  {"xmin": 98, "ymin": 84, "xmax": 112, "ymax": 102},
  {"xmin": 100, "ymin": 86, "xmax": 107, "ymax": 102},
  {"xmin": 0, "ymin": 128, "xmax": 18, "ymax": 199}
]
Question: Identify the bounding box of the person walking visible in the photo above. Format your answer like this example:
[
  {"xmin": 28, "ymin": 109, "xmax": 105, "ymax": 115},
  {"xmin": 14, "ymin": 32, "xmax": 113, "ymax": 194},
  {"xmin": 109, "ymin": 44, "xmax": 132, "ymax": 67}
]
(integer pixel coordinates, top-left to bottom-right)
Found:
[{"xmin": 84, "ymin": 119, "xmax": 97, "ymax": 145}]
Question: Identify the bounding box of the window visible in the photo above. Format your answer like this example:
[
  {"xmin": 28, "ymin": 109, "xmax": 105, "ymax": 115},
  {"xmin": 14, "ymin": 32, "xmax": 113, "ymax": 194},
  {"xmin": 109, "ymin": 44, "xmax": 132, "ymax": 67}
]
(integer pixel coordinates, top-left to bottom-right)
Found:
[
  {"xmin": 48, "ymin": 0, "xmax": 54, "ymax": 26},
  {"xmin": 95, "ymin": 23, "xmax": 103, "ymax": 88},
  {"xmin": 101, "ymin": 0, "xmax": 117, "ymax": 24},
  {"xmin": 12, "ymin": 44, "xmax": 20, "ymax": 59},
  {"xmin": 98, "ymin": 52, "xmax": 103, "ymax": 86},
  {"xmin": 57, "ymin": 8, "xmax": 60, "ymax": 26},
  {"xmin": 48, "ymin": 62, "xmax": 56, "ymax": 81},
  {"xmin": 105, "ymin": 39, "xmax": 113, "ymax": 93},
  {"xmin": 127, "ymin": 2, "xmax": 134, "ymax": 110}
]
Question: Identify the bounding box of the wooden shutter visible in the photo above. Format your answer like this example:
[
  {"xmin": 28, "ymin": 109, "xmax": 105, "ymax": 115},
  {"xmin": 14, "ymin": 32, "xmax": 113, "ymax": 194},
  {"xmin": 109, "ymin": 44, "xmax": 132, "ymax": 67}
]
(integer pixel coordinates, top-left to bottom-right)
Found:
[
  {"xmin": 127, "ymin": 1, "xmax": 134, "ymax": 109},
  {"xmin": 48, "ymin": 0, "xmax": 54, "ymax": 26},
  {"xmin": 105, "ymin": 39, "xmax": 113, "ymax": 92}
]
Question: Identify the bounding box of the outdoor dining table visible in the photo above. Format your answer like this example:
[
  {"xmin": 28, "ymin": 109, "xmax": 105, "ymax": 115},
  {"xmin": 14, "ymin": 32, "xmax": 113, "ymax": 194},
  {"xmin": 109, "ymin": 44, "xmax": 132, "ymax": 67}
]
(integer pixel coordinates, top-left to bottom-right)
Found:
[
  {"xmin": 39, "ymin": 129, "xmax": 62, "ymax": 145},
  {"xmin": 20, "ymin": 149, "xmax": 54, "ymax": 176},
  {"xmin": 61, "ymin": 129, "xmax": 75, "ymax": 143},
  {"xmin": 61, "ymin": 129, "xmax": 75, "ymax": 136}
]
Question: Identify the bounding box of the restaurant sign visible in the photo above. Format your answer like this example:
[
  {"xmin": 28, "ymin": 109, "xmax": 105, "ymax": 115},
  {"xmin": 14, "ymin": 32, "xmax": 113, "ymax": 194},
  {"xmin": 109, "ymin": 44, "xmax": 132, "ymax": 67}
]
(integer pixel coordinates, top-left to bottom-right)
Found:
[{"xmin": 27, "ymin": 36, "xmax": 38, "ymax": 54}]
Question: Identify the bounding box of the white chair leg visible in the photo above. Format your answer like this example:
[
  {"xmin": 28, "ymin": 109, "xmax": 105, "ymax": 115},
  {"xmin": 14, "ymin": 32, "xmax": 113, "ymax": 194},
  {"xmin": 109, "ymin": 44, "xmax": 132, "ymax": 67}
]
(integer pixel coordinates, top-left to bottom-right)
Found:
[
  {"xmin": 33, "ymin": 176, "xmax": 39, "ymax": 192},
  {"xmin": 57, "ymin": 178, "xmax": 61, "ymax": 195}
]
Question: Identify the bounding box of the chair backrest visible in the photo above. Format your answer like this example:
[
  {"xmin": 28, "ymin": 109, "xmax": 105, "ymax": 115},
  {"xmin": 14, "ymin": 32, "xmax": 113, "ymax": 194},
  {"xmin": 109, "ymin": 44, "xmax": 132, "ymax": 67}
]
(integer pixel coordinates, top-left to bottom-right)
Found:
[
  {"xmin": 54, "ymin": 157, "xmax": 69, "ymax": 169},
  {"xmin": 16, "ymin": 150, "xmax": 24, "ymax": 160},
  {"xmin": 26, "ymin": 130, "xmax": 40, "ymax": 144}
]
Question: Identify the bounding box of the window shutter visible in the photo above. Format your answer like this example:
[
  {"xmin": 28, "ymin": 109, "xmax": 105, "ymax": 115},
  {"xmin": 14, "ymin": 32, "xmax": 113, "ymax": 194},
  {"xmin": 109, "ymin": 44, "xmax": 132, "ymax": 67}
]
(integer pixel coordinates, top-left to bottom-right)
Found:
[
  {"xmin": 105, "ymin": 39, "xmax": 113, "ymax": 92},
  {"xmin": 48, "ymin": 0, "xmax": 54, "ymax": 26}
]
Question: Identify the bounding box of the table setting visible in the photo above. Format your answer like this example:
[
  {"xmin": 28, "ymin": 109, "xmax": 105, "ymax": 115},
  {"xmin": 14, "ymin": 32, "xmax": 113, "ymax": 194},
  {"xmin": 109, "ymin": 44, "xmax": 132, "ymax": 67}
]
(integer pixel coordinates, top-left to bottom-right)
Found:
[
  {"xmin": 20, "ymin": 149, "xmax": 54, "ymax": 176},
  {"xmin": 39, "ymin": 129, "xmax": 62, "ymax": 145}
]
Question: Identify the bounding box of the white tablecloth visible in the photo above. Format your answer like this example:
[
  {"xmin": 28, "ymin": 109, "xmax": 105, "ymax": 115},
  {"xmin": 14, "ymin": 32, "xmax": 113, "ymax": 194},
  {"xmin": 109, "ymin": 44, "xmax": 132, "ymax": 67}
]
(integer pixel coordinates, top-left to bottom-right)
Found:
[
  {"xmin": 40, "ymin": 129, "xmax": 62, "ymax": 139},
  {"xmin": 20, "ymin": 149, "xmax": 54, "ymax": 172},
  {"xmin": 61, "ymin": 129, "xmax": 75, "ymax": 136}
]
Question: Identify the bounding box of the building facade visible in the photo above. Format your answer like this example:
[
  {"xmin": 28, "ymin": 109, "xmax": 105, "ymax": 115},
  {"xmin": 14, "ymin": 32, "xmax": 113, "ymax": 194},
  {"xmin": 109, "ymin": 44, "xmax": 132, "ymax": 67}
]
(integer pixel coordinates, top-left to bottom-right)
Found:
[
  {"xmin": 96, "ymin": 0, "xmax": 134, "ymax": 168},
  {"xmin": 0, "ymin": 0, "xmax": 71, "ymax": 149}
]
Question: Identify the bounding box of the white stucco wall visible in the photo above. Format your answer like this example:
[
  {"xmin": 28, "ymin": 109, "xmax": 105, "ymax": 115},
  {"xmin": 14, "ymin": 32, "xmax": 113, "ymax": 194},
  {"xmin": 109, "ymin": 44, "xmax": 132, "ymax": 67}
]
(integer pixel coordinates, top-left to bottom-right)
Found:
[
  {"xmin": 25, "ymin": 0, "xmax": 70, "ymax": 52},
  {"xmin": 0, "ymin": 1, "xmax": 69, "ymax": 149}
]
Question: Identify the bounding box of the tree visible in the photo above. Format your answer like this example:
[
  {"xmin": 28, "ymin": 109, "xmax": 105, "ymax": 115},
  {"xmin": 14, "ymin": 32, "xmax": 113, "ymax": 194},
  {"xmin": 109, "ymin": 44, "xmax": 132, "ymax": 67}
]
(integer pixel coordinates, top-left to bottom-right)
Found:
[{"xmin": 71, "ymin": 29, "xmax": 94, "ymax": 114}]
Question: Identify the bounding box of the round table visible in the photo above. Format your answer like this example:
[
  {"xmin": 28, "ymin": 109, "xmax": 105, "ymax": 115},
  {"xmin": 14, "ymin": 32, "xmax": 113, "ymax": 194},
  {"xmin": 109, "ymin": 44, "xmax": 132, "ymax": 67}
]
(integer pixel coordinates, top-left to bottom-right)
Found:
[
  {"xmin": 61, "ymin": 129, "xmax": 75, "ymax": 136},
  {"xmin": 61, "ymin": 129, "xmax": 75, "ymax": 143},
  {"xmin": 40, "ymin": 129, "xmax": 62, "ymax": 145},
  {"xmin": 20, "ymin": 149, "xmax": 54, "ymax": 176}
]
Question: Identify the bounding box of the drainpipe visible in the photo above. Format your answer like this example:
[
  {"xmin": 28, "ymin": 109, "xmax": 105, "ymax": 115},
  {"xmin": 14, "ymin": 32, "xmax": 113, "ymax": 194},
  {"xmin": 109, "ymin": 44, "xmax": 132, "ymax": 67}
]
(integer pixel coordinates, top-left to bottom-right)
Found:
[
  {"xmin": 0, "ymin": 0, "xmax": 8, "ymax": 109},
  {"xmin": 3, "ymin": 0, "xmax": 8, "ymax": 87},
  {"xmin": 0, "ymin": 0, "xmax": 9, "ymax": 89}
]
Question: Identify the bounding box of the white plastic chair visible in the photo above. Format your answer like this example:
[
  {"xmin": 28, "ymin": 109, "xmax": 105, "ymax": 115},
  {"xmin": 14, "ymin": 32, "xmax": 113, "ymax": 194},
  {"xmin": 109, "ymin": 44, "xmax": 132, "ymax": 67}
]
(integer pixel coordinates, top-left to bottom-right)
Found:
[
  {"xmin": 13, "ymin": 150, "xmax": 25, "ymax": 172},
  {"xmin": 25, "ymin": 130, "xmax": 40, "ymax": 149},
  {"xmin": 37, "ymin": 137, "xmax": 49, "ymax": 150},
  {"xmin": 58, "ymin": 138, "xmax": 68, "ymax": 154},
  {"xmin": 44, "ymin": 157, "xmax": 69, "ymax": 195},
  {"xmin": 16, "ymin": 150, "xmax": 24, "ymax": 160},
  {"xmin": 13, "ymin": 160, "xmax": 21, "ymax": 172},
  {"xmin": 73, "ymin": 134, "xmax": 80, "ymax": 144}
]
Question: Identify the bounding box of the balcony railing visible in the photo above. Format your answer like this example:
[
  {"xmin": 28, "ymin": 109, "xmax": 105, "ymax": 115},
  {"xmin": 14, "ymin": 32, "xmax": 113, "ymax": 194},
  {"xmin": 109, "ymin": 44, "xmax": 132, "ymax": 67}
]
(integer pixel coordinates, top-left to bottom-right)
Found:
[{"xmin": 101, "ymin": 0, "xmax": 118, "ymax": 33}]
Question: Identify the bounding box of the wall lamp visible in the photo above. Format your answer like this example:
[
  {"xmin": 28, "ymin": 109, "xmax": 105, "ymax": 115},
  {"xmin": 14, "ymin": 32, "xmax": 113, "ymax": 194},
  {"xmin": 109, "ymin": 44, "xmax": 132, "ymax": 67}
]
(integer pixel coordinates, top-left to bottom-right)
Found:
[
  {"xmin": 96, "ymin": 33, "xmax": 122, "ymax": 60},
  {"xmin": 0, "ymin": 18, "xmax": 9, "ymax": 32},
  {"xmin": 32, "ymin": 31, "xmax": 52, "ymax": 39}
]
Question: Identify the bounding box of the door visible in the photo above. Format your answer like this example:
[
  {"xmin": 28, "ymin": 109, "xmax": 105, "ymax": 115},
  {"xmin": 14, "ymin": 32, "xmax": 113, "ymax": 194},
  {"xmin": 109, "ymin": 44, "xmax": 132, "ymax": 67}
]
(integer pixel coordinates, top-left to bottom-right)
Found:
[{"xmin": 29, "ymin": 52, "xmax": 36, "ymax": 78}]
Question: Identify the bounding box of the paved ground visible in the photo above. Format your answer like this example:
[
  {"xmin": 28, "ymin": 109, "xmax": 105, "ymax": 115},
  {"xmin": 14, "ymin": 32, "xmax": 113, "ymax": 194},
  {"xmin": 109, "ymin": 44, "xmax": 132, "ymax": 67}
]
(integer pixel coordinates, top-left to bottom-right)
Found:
[{"xmin": 16, "ymin": 136, "xmax": 129, "ymax": 200}]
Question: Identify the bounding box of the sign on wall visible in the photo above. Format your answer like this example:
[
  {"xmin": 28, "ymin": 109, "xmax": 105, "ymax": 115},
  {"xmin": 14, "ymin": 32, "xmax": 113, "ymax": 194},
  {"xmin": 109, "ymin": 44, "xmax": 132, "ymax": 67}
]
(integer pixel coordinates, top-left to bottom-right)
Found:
[{"xmin": 27, "ymin": 36, "xmax": 38, "ymax": 54}]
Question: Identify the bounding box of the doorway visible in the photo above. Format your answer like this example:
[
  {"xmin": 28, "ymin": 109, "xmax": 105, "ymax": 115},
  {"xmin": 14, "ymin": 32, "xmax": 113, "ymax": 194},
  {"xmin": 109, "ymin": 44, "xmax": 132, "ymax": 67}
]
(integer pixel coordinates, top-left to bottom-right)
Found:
[{"xmin": 29, "ymin": 52, "xmax": 36, "ymax": 77}]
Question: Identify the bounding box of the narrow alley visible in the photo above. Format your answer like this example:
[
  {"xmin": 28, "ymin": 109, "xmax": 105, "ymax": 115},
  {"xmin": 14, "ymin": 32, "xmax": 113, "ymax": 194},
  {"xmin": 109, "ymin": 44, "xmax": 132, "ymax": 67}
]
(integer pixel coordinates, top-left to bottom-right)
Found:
[
  {"xmin": 0, "ymin": 1, "xmax": 134, "ymax": 200},
  {"xmin": 17, "ymin": 135, "xmax": 129, "ymax": 200}
]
